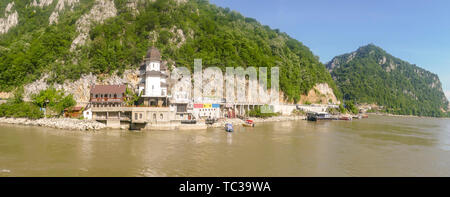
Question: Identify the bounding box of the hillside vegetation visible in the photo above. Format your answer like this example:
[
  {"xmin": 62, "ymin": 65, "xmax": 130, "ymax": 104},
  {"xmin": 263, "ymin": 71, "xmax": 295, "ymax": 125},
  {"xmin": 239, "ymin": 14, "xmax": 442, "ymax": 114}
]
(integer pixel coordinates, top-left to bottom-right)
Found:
[
  {"xmin": 327, "ymin": 44, "xmax": 449, "ymax": 117},
  {"xmin": 0, "ymin": 0, "xmax": 339, "ymax": 103}
]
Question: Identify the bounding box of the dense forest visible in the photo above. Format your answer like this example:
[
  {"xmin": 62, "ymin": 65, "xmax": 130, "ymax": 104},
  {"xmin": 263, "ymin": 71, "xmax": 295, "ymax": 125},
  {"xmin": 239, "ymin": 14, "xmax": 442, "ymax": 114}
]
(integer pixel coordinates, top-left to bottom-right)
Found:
[
  {"xmin": 0, "ymin": 0, "xmax": 339, "ymax": 103},
  {"xmin": 327, "ymin": 44, "xmax": 449, "ymax": 117}
]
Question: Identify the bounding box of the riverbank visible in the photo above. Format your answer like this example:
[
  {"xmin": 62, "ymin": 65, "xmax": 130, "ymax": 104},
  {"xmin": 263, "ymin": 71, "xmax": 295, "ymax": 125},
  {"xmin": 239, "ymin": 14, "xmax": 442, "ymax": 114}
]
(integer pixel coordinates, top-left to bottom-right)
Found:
[
  {"xmin": 0, "ymin": 115, "xmax": 306, "ymax": 131},
  {"xmin": 366, "ymin": 112, "xmax": 450, "ymax": 119},
  {"xmin": 208, "ymin": 115, "xmax": 306, "ymax": 128},
  {"xmin": 0, "ymin": 117, "xmax": 106, "ymax": 131}
]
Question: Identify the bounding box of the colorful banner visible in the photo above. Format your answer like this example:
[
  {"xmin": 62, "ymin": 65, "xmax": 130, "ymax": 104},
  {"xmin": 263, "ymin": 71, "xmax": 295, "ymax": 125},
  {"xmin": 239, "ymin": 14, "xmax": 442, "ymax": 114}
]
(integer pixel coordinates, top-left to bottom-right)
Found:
[
  {"xmin": 194, "ymin": 104, "xmax": 203, "ymax": 108},
  {"xmin": 194, "ymin": 104, "xmax": 220, "ymax": 109}
]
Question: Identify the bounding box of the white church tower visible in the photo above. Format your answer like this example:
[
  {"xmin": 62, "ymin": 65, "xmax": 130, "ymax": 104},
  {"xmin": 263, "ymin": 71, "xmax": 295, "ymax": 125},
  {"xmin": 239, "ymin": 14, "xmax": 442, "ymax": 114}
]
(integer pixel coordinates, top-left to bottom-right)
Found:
[{"xmin": 138, "ymin": 47, "xmax": 169, "ymax": 106}]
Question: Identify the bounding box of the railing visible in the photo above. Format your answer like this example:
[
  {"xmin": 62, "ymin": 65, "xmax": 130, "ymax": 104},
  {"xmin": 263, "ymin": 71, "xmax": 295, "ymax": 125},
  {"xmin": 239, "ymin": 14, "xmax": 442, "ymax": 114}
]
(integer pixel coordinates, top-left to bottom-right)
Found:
[{"xmin": 90, "ymin": 98, "xmax": 124, "ymax": 102}]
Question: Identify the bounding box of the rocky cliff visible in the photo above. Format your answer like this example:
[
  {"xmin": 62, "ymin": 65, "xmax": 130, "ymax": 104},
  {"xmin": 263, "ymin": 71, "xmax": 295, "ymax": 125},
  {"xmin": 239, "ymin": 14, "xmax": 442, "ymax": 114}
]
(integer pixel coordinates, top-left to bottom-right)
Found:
[{"xmin": 0, "ymin": 2, "xmax": 18, "ymax": 34}]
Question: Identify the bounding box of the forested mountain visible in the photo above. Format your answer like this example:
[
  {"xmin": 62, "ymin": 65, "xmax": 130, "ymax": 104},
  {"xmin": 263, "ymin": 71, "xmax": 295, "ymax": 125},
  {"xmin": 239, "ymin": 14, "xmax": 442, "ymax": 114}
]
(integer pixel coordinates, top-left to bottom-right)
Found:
[
  {"xmin": 327, "ymin": 44, "xmax": 449, "ymax": 117},
  {"xmin": 0, "ymin": 0, "xmax": 339, "ymax": 103}
]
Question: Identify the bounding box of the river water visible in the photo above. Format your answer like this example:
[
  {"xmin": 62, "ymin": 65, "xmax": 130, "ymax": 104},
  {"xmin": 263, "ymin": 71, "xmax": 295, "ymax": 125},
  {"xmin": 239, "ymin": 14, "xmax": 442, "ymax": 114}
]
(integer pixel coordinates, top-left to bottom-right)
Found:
[{"xmin": 0, "ymin": 115, "xmax": 449, "ymax": 177}]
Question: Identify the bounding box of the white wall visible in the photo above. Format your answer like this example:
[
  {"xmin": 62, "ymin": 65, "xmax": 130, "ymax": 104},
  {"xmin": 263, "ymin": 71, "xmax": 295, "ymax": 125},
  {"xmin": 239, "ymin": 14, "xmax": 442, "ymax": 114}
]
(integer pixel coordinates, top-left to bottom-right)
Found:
[
  {"xmin": 147, "ymin": 61, "xmax": 160, "ymax": 71},
  {"xmin": 193, "ymin": 108, "xmax": 221, "ymax": 119},
  {"xmin": 145, "ymin": 76, "xmax": 161, "ymax": 97},
  {"xmin": 83, "ymin": 108, "xmax": 92, "ymax": 120}
]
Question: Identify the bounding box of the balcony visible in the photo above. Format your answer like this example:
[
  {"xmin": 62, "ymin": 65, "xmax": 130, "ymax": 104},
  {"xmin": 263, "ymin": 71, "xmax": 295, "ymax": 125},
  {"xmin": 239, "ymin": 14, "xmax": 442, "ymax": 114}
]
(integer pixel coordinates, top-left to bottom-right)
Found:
[{"xmin": 90, "ymin": 97, "xmax": 124, "ymax": 103}]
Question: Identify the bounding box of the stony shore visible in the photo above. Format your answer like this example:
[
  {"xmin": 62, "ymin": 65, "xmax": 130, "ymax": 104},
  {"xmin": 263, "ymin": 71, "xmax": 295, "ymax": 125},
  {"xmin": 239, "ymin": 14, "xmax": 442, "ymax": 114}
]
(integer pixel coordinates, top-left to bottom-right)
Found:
[
  {"xmin": 208, "ymin": 115, "xmax": 306, "ymax": 128},
  {"xmin": 0, "ymin": 117, "xmax": 106, "ymax": 131},
  {"xmin": 0, "ymin": 115, "xmax": 306, "ymax": 131}
]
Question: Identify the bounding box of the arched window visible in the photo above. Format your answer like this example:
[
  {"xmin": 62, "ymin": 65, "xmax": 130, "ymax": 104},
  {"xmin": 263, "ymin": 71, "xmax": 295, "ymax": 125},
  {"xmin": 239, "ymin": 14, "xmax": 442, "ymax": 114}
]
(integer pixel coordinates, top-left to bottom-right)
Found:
[{"xmin": 160, "ymin": 113, "xmax": 163, "ymax": 120}]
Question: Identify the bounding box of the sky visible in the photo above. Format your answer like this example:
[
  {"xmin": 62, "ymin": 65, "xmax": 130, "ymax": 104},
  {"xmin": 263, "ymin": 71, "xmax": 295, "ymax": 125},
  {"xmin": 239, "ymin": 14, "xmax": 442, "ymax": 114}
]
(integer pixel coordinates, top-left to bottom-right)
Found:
[{"xmin": 210, "ymin": 0, "xmax": 450, "ymax": 100}]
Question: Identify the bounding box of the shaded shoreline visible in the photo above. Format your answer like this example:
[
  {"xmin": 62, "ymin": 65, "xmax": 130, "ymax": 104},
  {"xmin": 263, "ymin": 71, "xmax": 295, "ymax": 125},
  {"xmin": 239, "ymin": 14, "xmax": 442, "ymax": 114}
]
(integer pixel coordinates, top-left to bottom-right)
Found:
[{"xmin": 367, "ymin": 112, "xmax": 450, "ymax": 119}]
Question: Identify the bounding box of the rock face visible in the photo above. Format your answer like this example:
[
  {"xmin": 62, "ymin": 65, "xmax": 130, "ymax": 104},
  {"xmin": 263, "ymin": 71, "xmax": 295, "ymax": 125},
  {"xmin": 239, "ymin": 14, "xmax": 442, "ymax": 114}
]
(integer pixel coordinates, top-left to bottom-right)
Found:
[
  {"xmin": 0, "ymin": 92, "xmax": 12, "ymax": 99},
  {"xmin": 23, "ymin": 69, "xmax": 140, "ymax": 104},
  {"xmin": 299, "ymin": 83, "xmax": 339, "ymax": 104},
  {"xmin": 0, "ymin": 2, "xmax": 18, "ymax": 34},
  {"xmin": 70, "ymin": 0, "xmax": 117, "ymax": 51},
  {"xmin": 31, "ymin": 0, "xmax": 54, "ymax": 8},
  {"xmin": 49, "ymin": 0, "xmax": 80, "ymax": 24},
  {"xmin": 29, "ymin": 0, "xmax": 79, "ymax": 25}
]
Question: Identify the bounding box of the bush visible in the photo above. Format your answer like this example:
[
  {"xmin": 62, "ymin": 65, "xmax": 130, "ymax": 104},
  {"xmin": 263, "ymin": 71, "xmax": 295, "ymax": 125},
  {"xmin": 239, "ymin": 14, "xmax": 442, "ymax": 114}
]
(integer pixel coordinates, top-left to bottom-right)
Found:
[
  {"xmin": 0, "ymin": 102, "xmax": 43, "ymax": 119},
  {"xmin": 31, "ymin": 88, "xmax": 76, "ymax": 116},
  {"xmin": 344, "ymin": 101, "xmax": 359, "ymax": 114},
  {"xmin": 248, "ymin": 107, "xmax": 278, "ymax": 118}
]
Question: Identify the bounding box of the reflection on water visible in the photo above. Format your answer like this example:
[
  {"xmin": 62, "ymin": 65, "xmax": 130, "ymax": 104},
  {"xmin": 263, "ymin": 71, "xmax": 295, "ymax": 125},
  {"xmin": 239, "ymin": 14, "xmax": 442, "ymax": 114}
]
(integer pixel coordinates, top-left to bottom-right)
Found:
[{"xmin": 0, "ymin": 115, "xmax": 450, "ymax": 177}]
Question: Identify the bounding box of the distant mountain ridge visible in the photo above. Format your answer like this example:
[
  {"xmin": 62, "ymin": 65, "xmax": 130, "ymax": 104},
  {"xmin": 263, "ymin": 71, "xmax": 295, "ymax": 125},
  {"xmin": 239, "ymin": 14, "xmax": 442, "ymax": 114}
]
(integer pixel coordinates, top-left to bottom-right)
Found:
[{"xmin": 327, "ymin": 44, "xmax": 449, "ymax": 117}]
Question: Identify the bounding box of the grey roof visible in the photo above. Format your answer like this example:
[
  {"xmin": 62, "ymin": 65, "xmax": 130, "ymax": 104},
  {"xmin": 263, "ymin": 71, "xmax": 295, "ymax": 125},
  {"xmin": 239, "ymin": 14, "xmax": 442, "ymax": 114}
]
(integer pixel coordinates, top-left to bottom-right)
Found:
[{"xmin": 145, "ymin": 47, "xmax": 161, "ymax": 61}]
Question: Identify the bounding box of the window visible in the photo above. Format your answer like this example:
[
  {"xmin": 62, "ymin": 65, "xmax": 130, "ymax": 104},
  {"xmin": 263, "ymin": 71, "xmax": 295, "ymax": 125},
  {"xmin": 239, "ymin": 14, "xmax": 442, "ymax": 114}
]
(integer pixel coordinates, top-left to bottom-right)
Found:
[
  {"xmin": 139, "ymin": 113, "xmax": 142, "ymax": 119},
  {"xmin": 135, "ymin": 113, "xmax": 138, "ymax": 120},
  {"xmin": 153, "ymin": 113, "xmax": 156, "ymax": 120},
  {"xmin": 160, "ymin": 113, "xmax": 163, "ymax": 120}
]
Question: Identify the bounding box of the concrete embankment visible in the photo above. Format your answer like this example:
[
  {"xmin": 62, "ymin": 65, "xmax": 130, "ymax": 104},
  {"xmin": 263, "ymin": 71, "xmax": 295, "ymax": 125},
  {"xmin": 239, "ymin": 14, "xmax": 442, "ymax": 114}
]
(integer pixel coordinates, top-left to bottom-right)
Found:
[{"xmin": 0, "ymin": 117, "xmax": 106, "ymax": 131}]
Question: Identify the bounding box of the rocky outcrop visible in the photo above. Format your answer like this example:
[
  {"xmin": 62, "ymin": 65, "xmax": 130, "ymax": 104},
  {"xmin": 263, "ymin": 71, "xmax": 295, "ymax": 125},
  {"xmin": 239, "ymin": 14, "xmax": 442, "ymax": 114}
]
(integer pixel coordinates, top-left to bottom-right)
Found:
[
  {"xmin": 31, "ymin": 0, "xmax": 54, "ymax": 8},
  {"xmin": 49, "ymin": 0, "xmax": 80, "ymax": 24},
  {"xmin": 70, "ymin": 0, "xmax": 117, "ymax": 51},
  {"xmin": 23, "ymin": 69, "xmax": 140, "ymax": 104},
  {"xmin": 0, "ymin": 2, "xmax": 18, "ymax": 34},
  {"xmin": 29, "ymin": 0, "xmax": 79, "ymax": 25},
  {"xmin": 0, "ymin": 92, "xmax": 12, "ymax": 99},
  {"xmin": 299, "ymin": 83, "xmax": 339, "ymax": 104}
]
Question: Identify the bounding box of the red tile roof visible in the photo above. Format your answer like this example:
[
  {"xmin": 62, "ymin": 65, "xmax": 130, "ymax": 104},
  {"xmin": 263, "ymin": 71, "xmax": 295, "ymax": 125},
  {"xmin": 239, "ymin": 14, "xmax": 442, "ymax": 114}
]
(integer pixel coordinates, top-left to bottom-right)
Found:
[{"xmin": 90, "ymin": 85, "xmax": 126, "ymax": 94}]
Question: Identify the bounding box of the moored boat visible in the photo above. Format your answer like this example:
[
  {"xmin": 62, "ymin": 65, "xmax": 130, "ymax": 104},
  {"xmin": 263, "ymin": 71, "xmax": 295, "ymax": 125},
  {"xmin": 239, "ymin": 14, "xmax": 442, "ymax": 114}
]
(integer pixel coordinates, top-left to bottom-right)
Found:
[
  {"xmin": 339, "ymin": 116, "xmax": 352, "ymax": 121},
  {"xmin": 242, "ymin": 119, "xmax": 255, "ymax": 127},
  {"xmin": 225, "ymin": 123, "xmax": 234, "ymax": 132},
  {"xmin": 307, "ymin": 112, "xmax": 333, "ymax": 121}
]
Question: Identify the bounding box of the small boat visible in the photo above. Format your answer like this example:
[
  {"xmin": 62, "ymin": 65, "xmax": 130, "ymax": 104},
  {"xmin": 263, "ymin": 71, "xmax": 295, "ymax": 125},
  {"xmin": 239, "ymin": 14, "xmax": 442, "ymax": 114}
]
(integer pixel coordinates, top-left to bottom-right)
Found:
[
  {"xmin": 242, "ymin": 119, "xmax": 255, "ymax": 127},
  {"xmin": 353, "ymin": 115, "xmax": 362, "ymax": 119},
  {"xmin": 361, "ymin": 114, "xmax": 369, "ymax": 118},
  {"xmin": 307, "ymin": 112, "xmax": 334, "ymax": 121},
  {"xmin": 181, "ymin": 120, "xmax": 197, "ymax": 124},
  {"xmin": 339, "ymin": 116, "xmax": 352, "ymax": 121},
  {"xmin": 205, "ymin": 118, "xmax": 216, "ymax": 125},
  {"xmin": 225, "ymin": 123, "xmax": 234, "ymax": 132}
]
